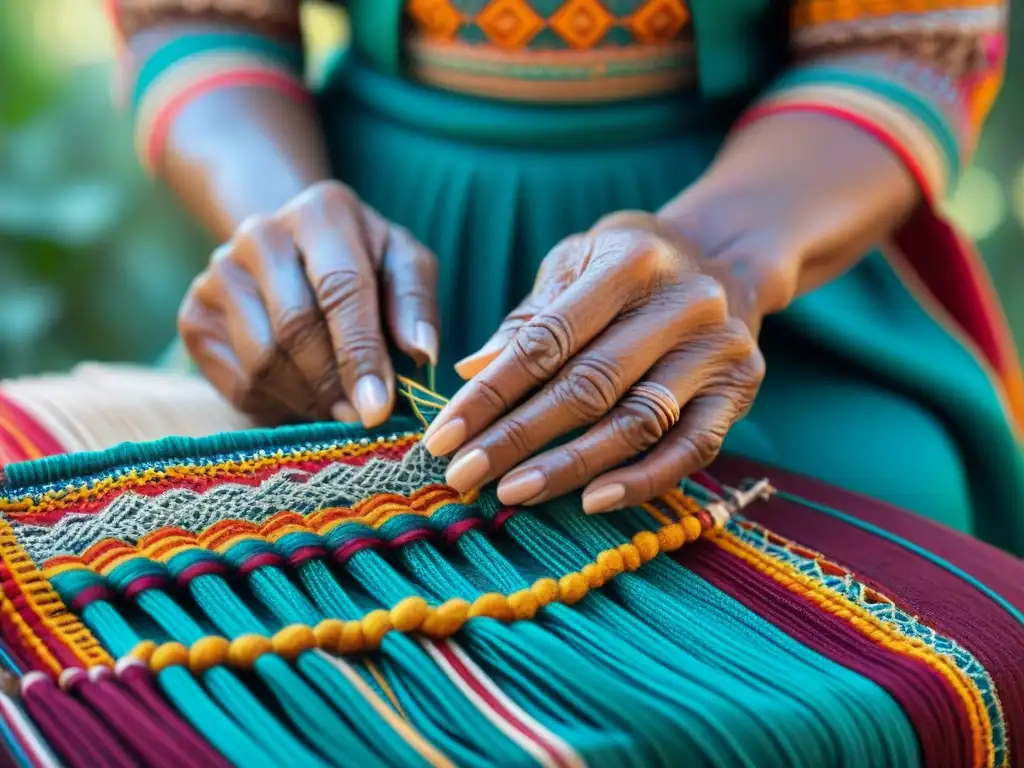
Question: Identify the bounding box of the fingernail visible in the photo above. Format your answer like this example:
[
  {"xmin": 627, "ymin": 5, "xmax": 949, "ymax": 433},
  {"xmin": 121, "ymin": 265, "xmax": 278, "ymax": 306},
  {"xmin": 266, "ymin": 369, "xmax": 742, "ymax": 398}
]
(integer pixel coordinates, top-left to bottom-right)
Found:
[
  {"xmin": 353, "ymin": 376, "xmax": 389, "ymax": 427},
  {"xmin": 423, "ymin": 417, "xmax": 466, "ymax": 456},
  {"xmin": 454, "ymin": 345, "xmax": 501, "ymax": 381},
  {"xmin": 497, "ymin": 469, "xmax": 546, "ymax": 506},
  {"xmin": 330, "ymin": 401, "xmax": 360, "ymax": 423},
  {"xmin": 582, "ymin": 483, "xmax": 626, "ymax": 515},
  {"xmin": 414, "ymin": 321, "xmax": 439, "ymax": 366},
  {"xmin": 445, "ymin": 448, "xmax": 490, "ymax": 491}
]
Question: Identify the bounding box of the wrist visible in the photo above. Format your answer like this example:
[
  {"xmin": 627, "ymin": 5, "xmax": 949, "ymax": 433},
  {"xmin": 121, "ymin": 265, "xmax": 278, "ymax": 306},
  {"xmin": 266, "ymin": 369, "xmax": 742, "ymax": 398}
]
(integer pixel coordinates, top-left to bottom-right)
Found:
[{"xmin": 656, "ymin": 195, "xmax": 801, "ymax": 333}]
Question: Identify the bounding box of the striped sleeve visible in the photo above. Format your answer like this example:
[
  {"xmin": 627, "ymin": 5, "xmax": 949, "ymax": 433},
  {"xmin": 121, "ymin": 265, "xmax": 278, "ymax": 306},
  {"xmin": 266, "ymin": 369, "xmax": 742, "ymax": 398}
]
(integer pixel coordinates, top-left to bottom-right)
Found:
[
  {"xmin": 735, "ymin": 0, "xmax": 1008, "ymax": 202},
  {"xmin": 104, "ymin": 1, "xmax": 310, "ymax": 175}
]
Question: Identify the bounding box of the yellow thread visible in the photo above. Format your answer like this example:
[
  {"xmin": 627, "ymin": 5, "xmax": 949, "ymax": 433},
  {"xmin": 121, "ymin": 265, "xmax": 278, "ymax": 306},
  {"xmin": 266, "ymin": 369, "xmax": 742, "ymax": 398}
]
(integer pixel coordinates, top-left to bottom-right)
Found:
[
  {"xmin": 681, "ymin": 515, "xmax": 703, "ymax": 542},
  {"xmin": 390, "ymin": 597, "xmax": 430, "ymax": 633},
  {"xmin": 130, "ymin": 640, "xmax": 157, "ymax": 665},
  {"xmin": 150, "ymin": 642, "xmax": 189, "ymax": 674},
  {"xmin": 581, "ymin": 563, "xmax": 606, "ymax": 588},
  {"xmin": 508, "ymin": 590, "xmax": 539, "ymax": 621},
  {"xmin": 558, "ymin": 573, "xmax": 589, "ymax": 605},
  {"xmin": 189, "ymin": 636, "xmax": 229, "ymax": 675},
  {"xmin": 657, "ymin": 522, "xmax": 687, "ymax": 551},
  {"xmin": 363, "ymin": 658, "xmax": 409, "ymax": 719},
  {"xmin": 361, "ymin": 610, "xmax": 393, "ymax": 650},
  {"xmin": 421, "ymin": 600, "xmax": 470, "ymax": 639},
  {"xmin": 714, "ymin": 531, "xmax": 992, "ymax": 768},
  {"xmin": 632, "ymin": 530, "xmax": 660, "ymax": 562},
  {"xmin": 338, "ymin": 621, "xmax": 366, "ymax": 654},
  {"xmin": 313, "ymin": 619, "xmax": 345, "ymax": 651},
  {"xmin": 272, "ymin": 624, "xmax": 317, "ymax": 660},
  {"xmin": 470, "ymin": 593, "xmax": 514, "ymax": 622},
  {"xmin": 617, "ymin": 544, "xmax": 642, "ymax": 571},
  {"xmin": 323, "ymin": 651, "xmax": 453, "ymax": 767},
  {"xmin": 228, "ymin": 634, "xmax": 272, "ymax": 670}
]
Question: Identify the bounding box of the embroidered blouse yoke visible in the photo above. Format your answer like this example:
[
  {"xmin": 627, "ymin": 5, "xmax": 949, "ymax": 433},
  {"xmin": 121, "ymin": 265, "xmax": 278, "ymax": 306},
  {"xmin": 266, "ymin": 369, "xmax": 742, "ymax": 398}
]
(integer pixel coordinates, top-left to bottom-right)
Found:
[{"xmin": 112, "ymin": 0, "xmax": 1005, "ymax": 203}]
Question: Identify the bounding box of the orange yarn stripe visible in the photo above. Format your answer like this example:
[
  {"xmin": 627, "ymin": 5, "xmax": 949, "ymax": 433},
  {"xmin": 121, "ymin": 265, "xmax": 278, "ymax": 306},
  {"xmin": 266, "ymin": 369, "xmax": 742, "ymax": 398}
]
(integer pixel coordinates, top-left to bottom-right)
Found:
[{"xmin": 0, "ymin": 520, "xmax": 113, "ymax": 674}]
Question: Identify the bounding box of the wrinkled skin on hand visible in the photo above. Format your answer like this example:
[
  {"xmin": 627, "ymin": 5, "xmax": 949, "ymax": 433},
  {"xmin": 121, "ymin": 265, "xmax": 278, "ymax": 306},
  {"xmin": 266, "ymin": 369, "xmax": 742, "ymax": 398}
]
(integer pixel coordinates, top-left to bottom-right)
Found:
[
  {"xmin": 423, "ymin": 211, "xmax": 766, "ymax": 515},
  {"xmin": 179, "ymin": 180, "xmax": 440, "ymax": 428}
]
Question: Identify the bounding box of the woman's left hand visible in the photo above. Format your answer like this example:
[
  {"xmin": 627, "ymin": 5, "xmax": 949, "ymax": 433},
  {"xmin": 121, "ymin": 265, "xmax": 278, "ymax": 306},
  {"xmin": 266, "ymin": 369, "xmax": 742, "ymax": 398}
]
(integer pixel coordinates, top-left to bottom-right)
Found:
[{"xmin": 422, "ymin": 211, "xmax": 766, "ymax": 515}]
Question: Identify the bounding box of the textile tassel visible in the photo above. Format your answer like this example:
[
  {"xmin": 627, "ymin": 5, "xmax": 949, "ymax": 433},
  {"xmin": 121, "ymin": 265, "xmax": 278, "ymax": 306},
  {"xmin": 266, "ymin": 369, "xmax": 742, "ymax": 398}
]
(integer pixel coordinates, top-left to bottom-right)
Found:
[
  {"xmin": 185, "ymin": 573, "xmax": 381, "ymax": 766},
  {"xmin": 129, "ymin": 591, "xmax": 324, "ymax": 768},
  {"xmin": 62, "ymin": 666, "xmax": 198, "ymax": 768},
  {"xmin": 243, "ymin": 564, "xmax": 462, "ymax": 768},
  {"xmin": 397, "ymin": 539, "xmax": 676, "ymax": 766},
  {"xmin": 295, "ymin": 558, "xmax": 520, "ymax": 768},
  {"xmin": 0, "ymin": 669, "xmax": 63, "ymax": 768},
  {"xmin": 19, "ymin": 672, "xmax": 136, "ymax": 768},
  {"xmin": 71, "ymin": 599, "xmax": 271, "ymax": 768},
  {"xmin": 114, "ymin": 660, "xmax": 230, "ymax": 768}
]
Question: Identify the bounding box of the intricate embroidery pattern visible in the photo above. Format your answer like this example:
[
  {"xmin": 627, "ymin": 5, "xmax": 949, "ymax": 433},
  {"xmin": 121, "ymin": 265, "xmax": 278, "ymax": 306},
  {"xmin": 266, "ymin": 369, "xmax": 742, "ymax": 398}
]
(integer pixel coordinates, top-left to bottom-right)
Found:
[{"xmin": 404, "ymin": 0, "xmax": 695, "ymax": 101}]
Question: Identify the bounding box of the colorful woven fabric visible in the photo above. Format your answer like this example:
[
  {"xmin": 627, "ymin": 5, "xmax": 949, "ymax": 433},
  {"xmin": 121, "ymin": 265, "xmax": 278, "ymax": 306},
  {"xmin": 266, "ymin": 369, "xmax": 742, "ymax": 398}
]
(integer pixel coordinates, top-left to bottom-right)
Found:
[{"xmin": 0, "ymin": 380, "xmax": 1020, "ymax": 767}]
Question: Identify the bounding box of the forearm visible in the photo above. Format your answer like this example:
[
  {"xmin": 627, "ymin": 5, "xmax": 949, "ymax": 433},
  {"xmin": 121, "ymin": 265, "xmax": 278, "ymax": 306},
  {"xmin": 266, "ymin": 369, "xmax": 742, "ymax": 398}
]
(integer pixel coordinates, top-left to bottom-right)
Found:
[
  {"xmin": 659, "ymin": 110, "xmax": 920, "ymax": 324},
  {"xmin": 162, "ymin": 84, "xmax": 331, "ymax": 241},
  {"xmin": 127, "ymin": 23, "xmax": 329, "ymax": 242}
]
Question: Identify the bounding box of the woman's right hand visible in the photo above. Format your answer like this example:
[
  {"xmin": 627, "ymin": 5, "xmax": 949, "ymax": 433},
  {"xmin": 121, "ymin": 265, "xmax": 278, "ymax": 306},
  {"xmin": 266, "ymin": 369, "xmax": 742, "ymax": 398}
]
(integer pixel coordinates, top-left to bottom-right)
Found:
[{"xmin": 178, "ymin": 180, "xmax": 440, "ymax": 428}]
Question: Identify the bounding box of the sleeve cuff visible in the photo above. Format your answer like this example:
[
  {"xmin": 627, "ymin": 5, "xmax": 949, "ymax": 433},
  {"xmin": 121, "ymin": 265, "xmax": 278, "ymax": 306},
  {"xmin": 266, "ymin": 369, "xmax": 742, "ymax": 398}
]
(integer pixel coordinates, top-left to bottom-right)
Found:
[
  {"xmin": 132, "ymin": 32, "xmax": 311, "ymax": 175},
  {"xmin": 733, "ymin": 54, "xmax": 971, "ymax": 203}
]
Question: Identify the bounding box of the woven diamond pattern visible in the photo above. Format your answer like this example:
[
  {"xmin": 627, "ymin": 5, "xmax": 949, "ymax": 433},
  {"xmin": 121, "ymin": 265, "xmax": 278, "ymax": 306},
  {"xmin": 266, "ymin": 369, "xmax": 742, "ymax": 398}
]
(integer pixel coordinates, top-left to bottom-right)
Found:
[{"xmin": 407, "ymin": 0, "xmax": 690, "ymax": 48}]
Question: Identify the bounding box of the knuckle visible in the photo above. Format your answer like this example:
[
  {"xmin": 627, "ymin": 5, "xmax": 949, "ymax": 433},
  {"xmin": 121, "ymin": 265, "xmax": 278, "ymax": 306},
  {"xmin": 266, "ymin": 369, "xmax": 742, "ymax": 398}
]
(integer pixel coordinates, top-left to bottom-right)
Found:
[
  {"xmin": 234, "ymin": 214, "xmax": 290, "ymax": 258},
  {"xmin": 496, "ymin": 417, "xmax": 534, "ymax": 457},
  {"xmin": 473, "ymin": 377, "xmax": 514, "ymax": 414},
  {"xmin": 512, "ymin": 313, "xmax": 573, "ymax": 382},
  {"xmin": 686, "ymin": 276, "xmax": 730, "ymax": 326},
  {"xmin": 739, "ymin": 347, "xmax": 767, "ymax": 385},
  {"xmin": 315, "ymin": 268, "xmax": 374, "ymax": 317},
  {"xmin": 560, "ymin": 443, "xmax": 594, "ymax": 486},
  {"xmin": 186, "ymin": 270, "xmax": 221, "ymax": 309},
  {"xmin": 611, "ymin": 399, "xmax": 668, "ymax": 454},
  {"xmin": 274, "ymin": 307, "xmax": 322, "ymax": 351},
  {"xmin": 680, "ymin": 429, "xmax": 724, "ymax": 469},
  {"xmin": 557, "ymin": 356, "xmax": 622, "ymax": 422},
  {"xmin": 334, "ymin": 327, "xmax": 386, "ymax": 364}
]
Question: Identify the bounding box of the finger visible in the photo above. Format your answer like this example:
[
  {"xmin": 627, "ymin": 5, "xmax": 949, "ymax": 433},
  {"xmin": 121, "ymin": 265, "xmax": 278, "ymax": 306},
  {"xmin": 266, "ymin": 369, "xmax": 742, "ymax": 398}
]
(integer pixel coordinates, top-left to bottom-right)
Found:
[
  {"xmin": 580, "ymin": 393, "xmax": 740, "ymax": 514},
  {"xmin": 210, "ymin": 258, "xmax": 323, "ymax": 419},
  {"xmin": 379, "ymin": 222, "xmax": 440, "ymax": 366},
  {"xmin": 178, "ymin": 287, "xmax": 289, "ymax": 424},
  {"xmin": 284, "ymin": 184, "xmax": 395, "ymax": 428},
  {"xmin": 443, "ymin": 295, "xmax": 708, "ymax": 495},
  {"xmin": 234, "ymin": 215, "xmax": 349, "ymax": 420},
  {"xmin": 425, "ymin": 233, "xmax": 670, "ymax": 457},
  {"xmin": 491, "ymin": 321, "xmax": 761, "ymax": 505}
]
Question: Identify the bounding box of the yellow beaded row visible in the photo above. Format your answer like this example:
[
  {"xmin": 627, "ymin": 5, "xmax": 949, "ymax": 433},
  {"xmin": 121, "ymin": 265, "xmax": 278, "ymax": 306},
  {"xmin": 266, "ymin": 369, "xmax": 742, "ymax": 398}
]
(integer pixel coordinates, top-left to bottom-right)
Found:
[{"xmin": 131, "ymin": 518, "xmax": 710, "ymax": 675}]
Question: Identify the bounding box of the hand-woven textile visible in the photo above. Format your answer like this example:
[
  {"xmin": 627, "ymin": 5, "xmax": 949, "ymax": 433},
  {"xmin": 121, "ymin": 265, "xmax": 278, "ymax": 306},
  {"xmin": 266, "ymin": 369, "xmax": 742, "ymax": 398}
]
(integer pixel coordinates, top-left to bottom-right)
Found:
[{"xmin": 0, "ymin": 382, "xmax": 1020, "ymax": 768}]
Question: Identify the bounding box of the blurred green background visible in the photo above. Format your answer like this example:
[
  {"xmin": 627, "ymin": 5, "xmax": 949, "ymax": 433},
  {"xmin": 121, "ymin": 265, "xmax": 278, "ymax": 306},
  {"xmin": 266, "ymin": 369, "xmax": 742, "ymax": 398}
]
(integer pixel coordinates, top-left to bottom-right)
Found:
[{"xmin": 0, "ymin": 1, "xmax": 1021, "ymax": 377}]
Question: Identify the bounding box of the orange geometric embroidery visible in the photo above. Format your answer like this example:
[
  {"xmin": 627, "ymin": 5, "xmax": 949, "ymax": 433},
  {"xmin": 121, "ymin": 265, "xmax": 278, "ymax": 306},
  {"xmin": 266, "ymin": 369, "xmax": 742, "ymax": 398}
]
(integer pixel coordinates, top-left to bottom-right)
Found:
[
  {"xmin": 630, "ymin": 0, "xmax": 690, "ymax": 44},
  {"xmin": 407, "ymin": 0, "xmax": 462, "ymax": 38},
  {"xmin": 550, "ymin": 0, "xmax": 616, "ymax": 49},
  {"xmin": 477, "ymin": 0, "xmax": 546, "ymax": 48}
]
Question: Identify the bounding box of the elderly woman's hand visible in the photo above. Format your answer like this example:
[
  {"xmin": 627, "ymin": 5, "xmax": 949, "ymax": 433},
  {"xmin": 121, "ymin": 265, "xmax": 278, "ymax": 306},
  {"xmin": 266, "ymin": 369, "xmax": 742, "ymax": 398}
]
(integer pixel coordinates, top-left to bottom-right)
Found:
[
  {"xmin": 422, "ymin": 211, "xmax": 766, "ymax": 515},
  {"xmin": 178, "ymin": 181, "xmax": 440, "ymax": 428}
]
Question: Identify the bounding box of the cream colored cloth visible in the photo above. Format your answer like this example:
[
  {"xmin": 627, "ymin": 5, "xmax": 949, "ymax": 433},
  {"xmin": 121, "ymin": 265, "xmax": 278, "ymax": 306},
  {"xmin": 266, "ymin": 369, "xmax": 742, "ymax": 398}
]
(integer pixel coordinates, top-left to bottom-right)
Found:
[{"xmin": 0, "ymin": 363, "xmax": 256, "ymax": 454}]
